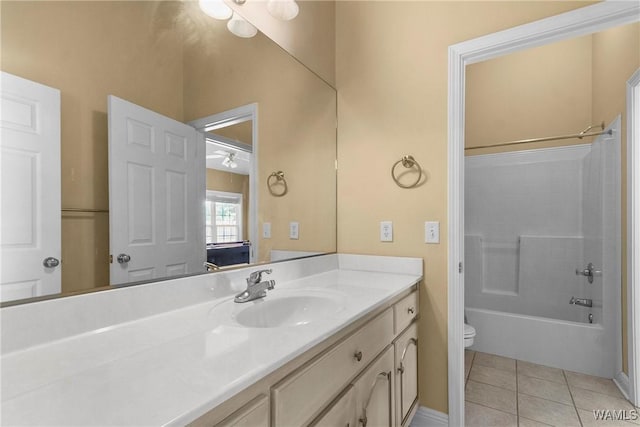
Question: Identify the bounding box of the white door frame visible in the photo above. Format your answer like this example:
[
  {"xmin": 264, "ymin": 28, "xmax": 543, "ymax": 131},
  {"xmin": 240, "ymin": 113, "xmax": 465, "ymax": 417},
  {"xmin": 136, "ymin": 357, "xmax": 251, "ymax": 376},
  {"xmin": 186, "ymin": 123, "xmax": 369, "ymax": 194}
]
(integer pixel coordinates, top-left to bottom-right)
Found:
[
  {"xmin": 628, "ymin": 68, "xmax": 640, "ymax": 406},
  {"xmin": 189, "ymin": 103, "xmax": 258, "ymax": 264},
  {"xmin": 447, "ymin": 3, "xmax": 640, "ymax": 425}
]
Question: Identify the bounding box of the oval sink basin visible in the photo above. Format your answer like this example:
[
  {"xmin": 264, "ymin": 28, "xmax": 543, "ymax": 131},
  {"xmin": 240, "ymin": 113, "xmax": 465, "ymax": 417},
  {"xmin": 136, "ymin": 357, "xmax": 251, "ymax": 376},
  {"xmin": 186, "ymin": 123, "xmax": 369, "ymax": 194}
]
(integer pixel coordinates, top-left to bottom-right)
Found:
[
  {"xmin": 235, "ymin": 295, "xmax": 339, "ymax": 328},
  {"xmin": 209, "ymin": 289, "xmax": 346, "ymax": 329}
]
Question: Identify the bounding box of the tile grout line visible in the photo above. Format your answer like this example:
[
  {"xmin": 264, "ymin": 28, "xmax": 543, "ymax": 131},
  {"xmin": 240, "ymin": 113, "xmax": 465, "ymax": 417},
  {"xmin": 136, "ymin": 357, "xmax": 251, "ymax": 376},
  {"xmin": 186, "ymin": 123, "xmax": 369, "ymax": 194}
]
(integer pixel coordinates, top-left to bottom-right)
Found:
[
  {"xmin": 466, "ymin": 400, "xmax": 519, "ymax": 418},
  {"xmin": 563, "ymin": 369, "xmax": 584, "ymax": 427},
  {"xmin": 465, "ymin": 350, "xmax": 476, "ymax": 388}
]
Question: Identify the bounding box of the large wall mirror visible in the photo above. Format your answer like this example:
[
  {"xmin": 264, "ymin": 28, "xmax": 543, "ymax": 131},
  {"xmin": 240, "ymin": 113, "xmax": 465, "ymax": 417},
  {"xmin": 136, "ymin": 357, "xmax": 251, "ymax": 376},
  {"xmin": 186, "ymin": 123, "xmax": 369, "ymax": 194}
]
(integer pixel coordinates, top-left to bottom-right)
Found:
[{"xmin": 0, "ymin": 1, "xmax": 337, "ymax": 305}]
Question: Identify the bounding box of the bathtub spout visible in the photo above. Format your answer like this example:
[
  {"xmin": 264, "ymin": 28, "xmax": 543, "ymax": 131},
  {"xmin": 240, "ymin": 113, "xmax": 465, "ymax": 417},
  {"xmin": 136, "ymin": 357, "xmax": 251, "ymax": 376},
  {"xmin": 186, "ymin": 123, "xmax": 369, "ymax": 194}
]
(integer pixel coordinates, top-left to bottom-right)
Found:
[{"xmin": 569, "ymin": 296, "xmax": 593, "ymax": 307}]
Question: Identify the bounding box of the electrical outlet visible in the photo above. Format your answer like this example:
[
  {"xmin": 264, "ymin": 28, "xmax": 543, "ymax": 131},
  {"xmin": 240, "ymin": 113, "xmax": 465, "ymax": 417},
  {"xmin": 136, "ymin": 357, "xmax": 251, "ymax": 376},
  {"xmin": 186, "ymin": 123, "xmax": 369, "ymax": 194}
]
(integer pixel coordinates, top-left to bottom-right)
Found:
[
  {"xmin": 425, "ymin": 221, "xmax": 440, "ymax": 244},
  {"xmin": 263, "ymin": 222, "xmax": 271, "ymax": 239},
  {"xmin": 289, "ymin": 222, "xmax": 299, "ymax": 240},
  {"xmin": 380, "ymin": 221, "xmax": 393, "ymax": 242}
]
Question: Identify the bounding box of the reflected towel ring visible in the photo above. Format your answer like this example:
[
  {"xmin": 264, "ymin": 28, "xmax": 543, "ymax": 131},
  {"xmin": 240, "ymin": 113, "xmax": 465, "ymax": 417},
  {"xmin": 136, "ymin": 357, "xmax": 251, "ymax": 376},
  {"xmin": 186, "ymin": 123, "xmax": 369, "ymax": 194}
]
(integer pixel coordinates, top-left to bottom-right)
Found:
[
  {"xmin": 267, "ymin": 171, "xmax": 288, "ymax": 196},
  {"xmin": 391, "ymin": 155, "xmax": 422, "ymax": 189}
]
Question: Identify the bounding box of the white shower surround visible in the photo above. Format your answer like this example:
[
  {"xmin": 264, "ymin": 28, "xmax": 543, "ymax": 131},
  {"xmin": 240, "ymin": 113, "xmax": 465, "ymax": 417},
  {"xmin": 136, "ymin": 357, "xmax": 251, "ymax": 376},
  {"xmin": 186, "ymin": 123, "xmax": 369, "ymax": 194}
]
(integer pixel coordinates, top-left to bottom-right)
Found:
[
  {"xmin": 465, "ymin": 144, "xmax": 589, "ymax": 323},
  {"xmin": 465, "ymin": 125, "xmax": 620, "ymax": 378}
]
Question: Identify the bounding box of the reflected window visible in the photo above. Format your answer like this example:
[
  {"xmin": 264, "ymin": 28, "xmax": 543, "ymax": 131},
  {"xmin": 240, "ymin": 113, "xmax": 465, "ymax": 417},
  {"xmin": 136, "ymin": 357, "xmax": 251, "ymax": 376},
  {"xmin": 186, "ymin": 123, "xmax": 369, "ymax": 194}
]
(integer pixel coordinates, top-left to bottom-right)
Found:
[{"xmin": 206, "ymin": 191, "xmax": 243, "ymax": 244}]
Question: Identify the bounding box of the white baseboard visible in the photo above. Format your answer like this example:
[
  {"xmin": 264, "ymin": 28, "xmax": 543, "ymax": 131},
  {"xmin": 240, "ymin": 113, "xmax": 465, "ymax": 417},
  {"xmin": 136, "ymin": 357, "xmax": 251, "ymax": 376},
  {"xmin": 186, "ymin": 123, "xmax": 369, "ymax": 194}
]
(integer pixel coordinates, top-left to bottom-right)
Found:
[
  {"xmin": 614, "ymin": 371, "xmax": 631, "ymax": 401},
  {"xmin": 410, "ymin": 406, "xmax": 448, "ymax": 427}
]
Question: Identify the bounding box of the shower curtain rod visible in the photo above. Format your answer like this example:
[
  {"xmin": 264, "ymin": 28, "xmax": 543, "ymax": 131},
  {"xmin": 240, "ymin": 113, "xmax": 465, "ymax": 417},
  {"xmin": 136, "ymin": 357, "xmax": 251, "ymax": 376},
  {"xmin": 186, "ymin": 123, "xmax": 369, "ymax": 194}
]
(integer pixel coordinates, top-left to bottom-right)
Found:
[{"xmin": 465, "ymin": 122, "xmax": 613, "ymax": 151}]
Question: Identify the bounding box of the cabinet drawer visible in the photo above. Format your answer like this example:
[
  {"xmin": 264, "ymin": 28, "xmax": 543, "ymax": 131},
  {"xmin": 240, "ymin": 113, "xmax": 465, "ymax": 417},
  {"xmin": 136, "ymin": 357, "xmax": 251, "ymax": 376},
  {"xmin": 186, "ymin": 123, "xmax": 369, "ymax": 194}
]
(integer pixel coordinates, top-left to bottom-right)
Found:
[
  {"xmin": 272, "ymin": 308, "xmax": 394, "ymax": 427},
  {"xmin": 394, "ymin": 291, "xmax": 418, "ymax": 335}
]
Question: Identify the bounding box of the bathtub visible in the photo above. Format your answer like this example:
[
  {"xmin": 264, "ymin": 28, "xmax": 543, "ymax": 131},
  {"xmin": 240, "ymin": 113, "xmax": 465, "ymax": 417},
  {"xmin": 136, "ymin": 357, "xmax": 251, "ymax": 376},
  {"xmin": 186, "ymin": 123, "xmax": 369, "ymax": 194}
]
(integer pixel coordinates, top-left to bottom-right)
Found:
[{"xmin": 466, "ymin": 307, "xmax": 615, "ymax": 379}]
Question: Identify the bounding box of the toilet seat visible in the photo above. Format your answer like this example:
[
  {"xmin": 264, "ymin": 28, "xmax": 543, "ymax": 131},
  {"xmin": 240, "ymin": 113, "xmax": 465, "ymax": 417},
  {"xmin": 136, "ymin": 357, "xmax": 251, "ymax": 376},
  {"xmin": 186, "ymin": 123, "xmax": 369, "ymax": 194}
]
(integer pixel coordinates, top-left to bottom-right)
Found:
[{"xmin": 464, "ymin": 323, "xmax": 476, "ymax": 348}]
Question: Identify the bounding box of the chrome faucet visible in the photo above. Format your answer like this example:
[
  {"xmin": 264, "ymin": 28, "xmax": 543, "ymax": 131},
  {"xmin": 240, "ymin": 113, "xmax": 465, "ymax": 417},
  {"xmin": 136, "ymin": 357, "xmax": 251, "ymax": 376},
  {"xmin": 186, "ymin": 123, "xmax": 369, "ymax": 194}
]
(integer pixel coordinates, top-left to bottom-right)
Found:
[
  {"xmin": 234, "ymin": 269, "xmax": 275, "ymax": 303},
  {"xmin": 569, "ymin": 296, "xmax": 593, "ymax": 307}
]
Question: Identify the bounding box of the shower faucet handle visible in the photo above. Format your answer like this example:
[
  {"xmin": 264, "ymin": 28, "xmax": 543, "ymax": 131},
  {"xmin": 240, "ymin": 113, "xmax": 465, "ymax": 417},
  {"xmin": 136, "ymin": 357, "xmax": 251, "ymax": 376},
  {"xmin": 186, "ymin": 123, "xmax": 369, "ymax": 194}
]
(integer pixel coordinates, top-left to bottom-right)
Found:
[{"xmin": 575, "ymin": 262, "xmax": 601, "ymax": 284}]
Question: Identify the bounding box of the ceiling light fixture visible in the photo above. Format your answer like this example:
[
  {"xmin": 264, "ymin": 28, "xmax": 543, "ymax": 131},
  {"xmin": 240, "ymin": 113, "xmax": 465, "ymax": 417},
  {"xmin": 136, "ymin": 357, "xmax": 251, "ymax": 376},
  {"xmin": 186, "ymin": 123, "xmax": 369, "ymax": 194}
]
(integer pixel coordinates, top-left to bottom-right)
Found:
[
  {"xmin": 198, "ymin": 0, "xmax": 233, "ymax": 20},
  {"xmin": 222, "ymin": 153, "xmax": 238, "ymax": 169},
  {"xmin": 266, "ymin": 0, "xmax": 299, "ymax": 21},
  {"xmin": 226, "ymin": 12, "xmax": 258, "ymax": 38}
]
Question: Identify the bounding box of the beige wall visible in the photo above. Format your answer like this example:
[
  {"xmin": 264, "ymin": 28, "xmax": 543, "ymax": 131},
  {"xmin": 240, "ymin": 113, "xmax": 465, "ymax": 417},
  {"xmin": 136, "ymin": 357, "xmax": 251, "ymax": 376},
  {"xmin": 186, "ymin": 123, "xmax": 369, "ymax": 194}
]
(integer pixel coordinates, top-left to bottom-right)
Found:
[
  {"xmin": 225, "ymin": 0, "xmax": 336, "ymax": 86},
  {"xmin": 183, "ymin": 11, "xmax": 336, "ymax": 263},
  {"xmin": 206, "ymin": 169, "xmax": 250, "ymax": 241},
  {"xmin": 465, "ymin": 34, "xmax": 594, "ymax": 154},
  {"xmin": 1, "ymin": 1, "xmax": 184, "ymax": 293},
  {"xmin": 592, "ymin": 22, "xmax": 640, "ymax": 374},
  {"xmin": 336, "ymin": 1, "xmax": 595, "ymax": 413}
]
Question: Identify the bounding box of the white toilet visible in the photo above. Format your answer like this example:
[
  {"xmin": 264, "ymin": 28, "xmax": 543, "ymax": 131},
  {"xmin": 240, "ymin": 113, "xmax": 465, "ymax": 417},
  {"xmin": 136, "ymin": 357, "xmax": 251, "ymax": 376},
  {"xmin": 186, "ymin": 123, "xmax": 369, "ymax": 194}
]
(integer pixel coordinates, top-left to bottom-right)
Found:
[{"xmin": 464, "ymin": 323, "xmax": 476, "ymax": 348}]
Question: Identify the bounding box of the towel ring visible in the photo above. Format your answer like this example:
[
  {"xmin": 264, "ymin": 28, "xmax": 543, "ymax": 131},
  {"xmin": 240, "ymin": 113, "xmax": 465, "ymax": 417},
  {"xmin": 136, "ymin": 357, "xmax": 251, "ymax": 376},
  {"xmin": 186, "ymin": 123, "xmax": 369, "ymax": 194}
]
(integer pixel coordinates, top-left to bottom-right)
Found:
[
  {"xmin": 267, "ymin": 171, "xmax": 288, "ymax": 197},
  {"xmin": 391, "ymin": 155, "xmax": 422, "ymax": 189}
]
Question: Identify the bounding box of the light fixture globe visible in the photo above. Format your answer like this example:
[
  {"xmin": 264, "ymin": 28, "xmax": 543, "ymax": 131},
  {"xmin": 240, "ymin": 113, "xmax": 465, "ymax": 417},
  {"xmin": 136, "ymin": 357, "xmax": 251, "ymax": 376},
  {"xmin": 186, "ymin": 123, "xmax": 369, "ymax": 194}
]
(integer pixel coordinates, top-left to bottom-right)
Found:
[
  {"xmin": 266, "ymin": 0, "xmax": 299, "ymax": 21},
  {"xmin": 198, "ymin": 0, "xmax": 233, "ymax": 20},
  {"xmin": 222, "ymin": 153, "xmax": 238, "ymax": 169},
  {"xmin": 227, "ymin": 12, "xmax": 258, "ymax": 38}
]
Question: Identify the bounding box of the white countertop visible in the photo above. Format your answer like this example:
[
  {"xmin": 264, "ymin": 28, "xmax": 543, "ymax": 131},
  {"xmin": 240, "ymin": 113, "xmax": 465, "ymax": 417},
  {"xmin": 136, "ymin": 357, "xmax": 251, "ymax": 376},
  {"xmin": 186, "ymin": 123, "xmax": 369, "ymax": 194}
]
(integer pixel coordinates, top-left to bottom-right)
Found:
[{"xmin": 1, "ymin": 254, "xmax": 422, "ymax": 426}]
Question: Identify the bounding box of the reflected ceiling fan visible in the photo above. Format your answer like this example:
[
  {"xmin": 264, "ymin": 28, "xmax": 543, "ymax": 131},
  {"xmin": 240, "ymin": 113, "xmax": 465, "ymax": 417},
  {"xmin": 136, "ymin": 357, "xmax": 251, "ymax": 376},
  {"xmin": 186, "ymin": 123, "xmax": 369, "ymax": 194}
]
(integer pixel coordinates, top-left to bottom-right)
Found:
[{"xmin": 206, "ymin": 150, "xmax": 248, "ymax": 169}]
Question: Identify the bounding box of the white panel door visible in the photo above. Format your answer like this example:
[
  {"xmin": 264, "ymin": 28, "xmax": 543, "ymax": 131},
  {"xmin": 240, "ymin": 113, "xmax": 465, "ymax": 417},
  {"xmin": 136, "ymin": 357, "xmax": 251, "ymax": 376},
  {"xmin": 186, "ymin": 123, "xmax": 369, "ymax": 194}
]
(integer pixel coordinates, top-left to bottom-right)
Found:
[
  {"xmin": 0, "ymin": 72, "xmax": 61, "ymax": 302},
  {"xmin": 108, "ymin": 96, "xmax": 205, "ymax": 285}
]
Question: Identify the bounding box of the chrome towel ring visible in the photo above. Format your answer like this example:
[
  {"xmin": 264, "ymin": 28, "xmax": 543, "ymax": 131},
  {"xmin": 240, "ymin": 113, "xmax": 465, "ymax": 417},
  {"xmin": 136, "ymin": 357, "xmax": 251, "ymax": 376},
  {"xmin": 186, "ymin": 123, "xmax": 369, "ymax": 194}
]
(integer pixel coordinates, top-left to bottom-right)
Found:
[
  {"xmin": 391, "ymin": 155, "xmax": 422, "ymax": 189},
  {"xmin": 267, "ymin": 171, "xmax": 288, "ymax": 196}
]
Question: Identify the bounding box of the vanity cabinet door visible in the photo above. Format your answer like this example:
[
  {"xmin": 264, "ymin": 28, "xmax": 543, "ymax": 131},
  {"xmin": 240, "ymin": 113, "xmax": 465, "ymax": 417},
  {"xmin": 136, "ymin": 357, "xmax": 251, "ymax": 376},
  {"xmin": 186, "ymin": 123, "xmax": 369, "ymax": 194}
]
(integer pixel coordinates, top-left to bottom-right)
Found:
[
  {"xmin": 309, "ymin": 385, "xmax": 356, "ymax": 427},
  {"xmin": 354, "ymin": 346, "xmax": 395, "ymax": 427},
  {"xmin": 216, "ymin": 395, "xmax": 268, "ymax": 427},
  {"xmin": 394, "ymin": 323, "xmax": 418, "ymax": 426}
]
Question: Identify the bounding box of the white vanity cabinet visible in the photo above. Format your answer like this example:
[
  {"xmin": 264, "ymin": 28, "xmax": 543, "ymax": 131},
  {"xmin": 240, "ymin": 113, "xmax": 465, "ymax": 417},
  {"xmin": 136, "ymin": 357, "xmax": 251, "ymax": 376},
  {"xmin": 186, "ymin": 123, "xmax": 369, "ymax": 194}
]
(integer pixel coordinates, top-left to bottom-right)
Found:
[
  {"xmin": 217, "ymin": 395, "xmax": 269, "ymax": 427},
  {"xmin": 353, "ymin": 346, "xmax": 395, "ymax": 427},
  {"xmin": 272, "ymin": 309, "xmax": 394, "ymax": 426},
  {"xmin": 309, "ymin": 385, "xmax": 356, "ymax": 427},
  {"xmin": 394, "ymin": 323, "xmax": 418, "ymax": 426},
  {"xmin": 202, "ymin": 288, "xmax": 420, "ymax": 427}
]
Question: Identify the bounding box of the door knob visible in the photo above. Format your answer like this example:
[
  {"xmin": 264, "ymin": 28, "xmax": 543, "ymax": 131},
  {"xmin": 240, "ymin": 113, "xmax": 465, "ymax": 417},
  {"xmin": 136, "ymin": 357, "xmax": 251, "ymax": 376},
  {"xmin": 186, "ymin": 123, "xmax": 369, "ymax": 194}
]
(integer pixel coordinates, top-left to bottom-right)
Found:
[
  {"xmin": 117, "ymin": 253, "xmax": 131, "ymax": 264},
  {"xmin": 43, "ymin": 257, "xmax": 60, "ymax": 268}
]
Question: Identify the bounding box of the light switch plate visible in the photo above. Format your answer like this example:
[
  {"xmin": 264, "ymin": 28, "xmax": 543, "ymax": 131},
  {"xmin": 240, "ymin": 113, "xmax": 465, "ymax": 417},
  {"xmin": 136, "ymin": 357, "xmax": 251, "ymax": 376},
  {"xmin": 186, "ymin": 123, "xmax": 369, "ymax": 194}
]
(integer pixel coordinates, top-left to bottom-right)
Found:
[
  {"xmin": 425, "ymin": 221, "xmax": 440, "ymax": 244},
  {"xmin": 380, "ymin": 221, "xmax": 393, "ymax": 242},
  {"xmin": 289, "ymin": 222, "xmax": 299, "ymax": 240},
  {"xmin": 263, "ymin": 222, "xmax": 271, "ymax": 239}
]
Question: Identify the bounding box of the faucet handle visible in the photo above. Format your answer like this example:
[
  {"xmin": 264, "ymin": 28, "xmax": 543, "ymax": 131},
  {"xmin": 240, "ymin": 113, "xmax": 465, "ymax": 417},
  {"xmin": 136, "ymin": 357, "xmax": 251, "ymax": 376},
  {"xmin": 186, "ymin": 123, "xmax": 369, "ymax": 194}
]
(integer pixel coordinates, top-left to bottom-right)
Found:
[{"xmin": 248, "ymin": 268, "xmax": 272, "ymax": 283}]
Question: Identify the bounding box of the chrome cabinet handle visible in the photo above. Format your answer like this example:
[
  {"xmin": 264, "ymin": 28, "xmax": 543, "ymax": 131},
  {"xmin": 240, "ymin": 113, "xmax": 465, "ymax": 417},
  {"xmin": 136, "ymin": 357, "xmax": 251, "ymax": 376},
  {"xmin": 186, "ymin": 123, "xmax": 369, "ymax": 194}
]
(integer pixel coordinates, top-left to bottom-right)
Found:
[
  {"xmin": 354, "ymin": 351, "xmax": 363, "ymax": 362},
  {"xmin": 407, "ymin": 307, "xmax": 415, "ymax": 315},
  {"xmin": 117, "ymin": 253, "xmax": 131, "ymax": 264},
  {"xmin": 43, "ymin": 257, "xmax": 60, "ymax": 268}
]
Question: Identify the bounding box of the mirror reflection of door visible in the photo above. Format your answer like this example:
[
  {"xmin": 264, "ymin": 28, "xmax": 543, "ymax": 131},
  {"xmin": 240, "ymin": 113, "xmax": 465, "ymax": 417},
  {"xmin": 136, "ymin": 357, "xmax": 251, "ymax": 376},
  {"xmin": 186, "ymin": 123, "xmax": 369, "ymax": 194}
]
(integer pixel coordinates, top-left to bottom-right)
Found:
[
  {"xmin": 0, "ymin": 72, "xmax": 61, "ymax": 302},
  {"xmin": 108, "ymin": 96, "xmax": 205, "ymax": 285},
  {"xmin": 195, "ymin": 107, "xmax": 256, "ymax": 268}
]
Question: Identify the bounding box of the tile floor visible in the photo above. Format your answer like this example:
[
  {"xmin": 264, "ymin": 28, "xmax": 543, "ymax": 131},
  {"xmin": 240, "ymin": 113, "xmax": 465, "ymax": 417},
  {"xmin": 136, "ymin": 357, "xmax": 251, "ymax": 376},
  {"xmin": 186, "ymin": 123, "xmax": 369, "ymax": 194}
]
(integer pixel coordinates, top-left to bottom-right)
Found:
[{"xmin": 465, "ymin": 350, "xmax": 639, "ymax": 426}]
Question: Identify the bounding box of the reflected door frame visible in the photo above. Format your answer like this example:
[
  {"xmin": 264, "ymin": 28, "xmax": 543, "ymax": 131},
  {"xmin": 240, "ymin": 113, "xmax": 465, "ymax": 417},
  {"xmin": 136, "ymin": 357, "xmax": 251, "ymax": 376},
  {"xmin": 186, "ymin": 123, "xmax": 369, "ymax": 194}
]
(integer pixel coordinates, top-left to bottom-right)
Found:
[
  {"xmin": 189, "ymin": 103, "xmax": 258, "ymax": 264},
  {"xmin": 628, "ymin": 68, "xmax": 640, "ymax": 406},
  {"xmin": 447, "ymin": 3, "xmax": 640, "ymax": 426}
]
